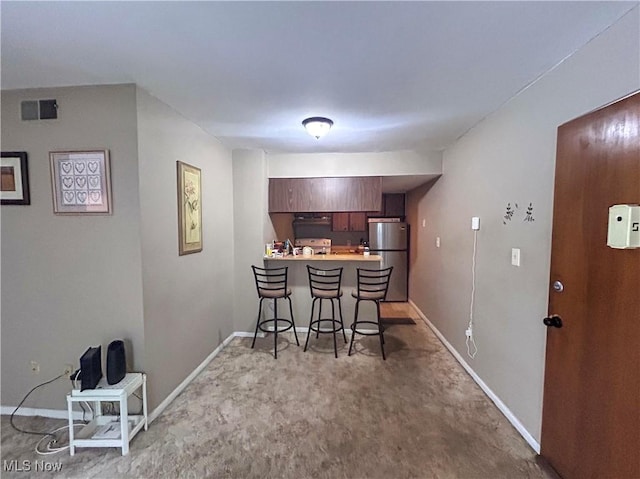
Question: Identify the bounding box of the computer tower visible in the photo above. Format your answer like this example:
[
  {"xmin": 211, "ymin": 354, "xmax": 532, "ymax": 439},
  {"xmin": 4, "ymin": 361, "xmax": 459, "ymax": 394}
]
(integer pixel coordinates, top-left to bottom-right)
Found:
[
  {"xmin": 79, "ymin": 346, "xmax": 102, "ymax": 391},
  {"xmin": 106, "ymin": 340, "xmax": 126, "ymax": 385}
]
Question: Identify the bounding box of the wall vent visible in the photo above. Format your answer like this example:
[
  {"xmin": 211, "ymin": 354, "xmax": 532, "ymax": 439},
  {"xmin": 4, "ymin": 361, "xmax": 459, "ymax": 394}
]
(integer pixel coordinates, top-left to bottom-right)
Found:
[{"xmin": 21, "ymin": 99, "xmax": 58, "ymax": 121}]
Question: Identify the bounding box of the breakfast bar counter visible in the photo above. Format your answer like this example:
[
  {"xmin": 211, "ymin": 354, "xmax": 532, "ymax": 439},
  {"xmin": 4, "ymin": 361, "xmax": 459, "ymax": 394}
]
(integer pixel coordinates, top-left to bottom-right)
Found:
[
  {"xmin": 263, "ymin": 254, "xmax": 383, "ymax": 339},
  {"xmin": 265, "ymin": 253, "xmax": 382, "ymax": 262}
]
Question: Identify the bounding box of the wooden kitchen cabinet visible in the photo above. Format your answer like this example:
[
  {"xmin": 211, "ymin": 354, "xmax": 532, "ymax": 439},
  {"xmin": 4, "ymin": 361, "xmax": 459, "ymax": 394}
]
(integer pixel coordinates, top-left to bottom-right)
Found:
[
  {"xmin": 268, "ymin": 178, "xmax": 308, "ymax": 212},
  {"xmin": 269, "ymin": 177, "xmax": 382, "ymax": 213},
  {"xmin": 331, "ymin": 212, "xmax": 367, "ymax": 232},
  {"xmin": 384, "ymin": 193, "xmax": 405, "ymax": 217},
  {"xmin": 332, "ymin": 213, "xmax": 350, "ymax": 231},
  {"xmin": 348, "ymin": 212, "xmax": 367, "ymax": 231},
  {"xmin": 368, "ymin": 193, "xmax": 406, "ymax": 218}
]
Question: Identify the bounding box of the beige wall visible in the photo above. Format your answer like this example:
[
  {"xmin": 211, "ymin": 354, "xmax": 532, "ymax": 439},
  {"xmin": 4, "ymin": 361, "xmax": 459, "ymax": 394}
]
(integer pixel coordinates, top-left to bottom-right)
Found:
[
  {"xmin": 267, "ymin": 150, "xmax": 442, "ymax": 177},
  {"xmin": 407, "ymin": 7, "xmax": 640, "ymax": 444},
  {"xmin": 0, "ymin": 84, "xmax": 236, "ymax": 413},
  {"xmin": 1, "ymin": 84, "xmax": 145, "ymax": 409},
  {"xmin": 136, "ymin": 88, "xmax": 235, "ymax": 409},
  {"xmin": 232, "ymin": 149, "xmax": 277, "ymax": 332}
]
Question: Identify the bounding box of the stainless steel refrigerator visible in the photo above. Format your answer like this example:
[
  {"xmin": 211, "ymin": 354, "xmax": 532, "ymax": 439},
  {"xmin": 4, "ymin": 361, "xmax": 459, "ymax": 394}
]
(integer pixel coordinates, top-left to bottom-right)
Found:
[{"xmin": 368, "ymin": 221, "xmax": 408, "ymax": 301}]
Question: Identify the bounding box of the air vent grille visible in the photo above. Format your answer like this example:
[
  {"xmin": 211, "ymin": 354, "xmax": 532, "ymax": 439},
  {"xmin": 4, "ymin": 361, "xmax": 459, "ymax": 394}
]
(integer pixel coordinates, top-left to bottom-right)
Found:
[{"xmin": 21, "ymin": 99, "xmax": 58, "ymax": 121}]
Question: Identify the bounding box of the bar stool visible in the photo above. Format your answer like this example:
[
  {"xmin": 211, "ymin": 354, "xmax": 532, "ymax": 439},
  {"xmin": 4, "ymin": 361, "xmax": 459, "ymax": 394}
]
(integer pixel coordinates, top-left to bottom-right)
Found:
[
  {"xmin": 251, "ymin": 265, "xmax": 299, "ymax": 359},
  {"xmin": 348, "ymin": 266, "xmax": 394, "ymax": 360},
  {"xmin": 304, "ymin": 265, "xmax": 347, "ymax": 358}
]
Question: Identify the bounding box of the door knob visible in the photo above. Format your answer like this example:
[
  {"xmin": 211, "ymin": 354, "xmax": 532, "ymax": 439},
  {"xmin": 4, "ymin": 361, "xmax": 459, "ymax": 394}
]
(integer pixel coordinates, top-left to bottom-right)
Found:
[
  {"xmin": 553, "ymin": 280, "xmax": 564, "ymax": 292},
  {"xmin": 543, "ymin": 315, "xmax": 563, "ymax": 328}
]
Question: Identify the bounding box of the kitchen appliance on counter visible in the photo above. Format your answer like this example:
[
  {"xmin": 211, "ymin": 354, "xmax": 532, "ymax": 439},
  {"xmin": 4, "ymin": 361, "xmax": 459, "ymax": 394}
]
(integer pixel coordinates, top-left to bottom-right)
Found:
[
  {"xmin": 294, "ymin": 238, "xmax": 332, "ymax": 254},
  {"xmin": 368, "ymin": 222, "xmax": 408, "ymax": 301}
]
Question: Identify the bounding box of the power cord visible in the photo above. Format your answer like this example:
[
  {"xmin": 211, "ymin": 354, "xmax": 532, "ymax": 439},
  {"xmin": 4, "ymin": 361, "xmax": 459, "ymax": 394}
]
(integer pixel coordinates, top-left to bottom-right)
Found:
[
  {"xmin": 73, "ymin": 372, "xmax": 93, "ymax": 420},
  {"xmin": 10, "ymin": 371, "xmax": 88, "ymax": 456},
  {"xmin": 35, "ymin": 424, "xmax": 85, "ymax": 455},
  {"xmin": 466, "ymin": 229, "xmax": 479, "ymax": 359},
  {"xmin": 10, "ymin": 373, "xmax": 66, "ymax": 436}
]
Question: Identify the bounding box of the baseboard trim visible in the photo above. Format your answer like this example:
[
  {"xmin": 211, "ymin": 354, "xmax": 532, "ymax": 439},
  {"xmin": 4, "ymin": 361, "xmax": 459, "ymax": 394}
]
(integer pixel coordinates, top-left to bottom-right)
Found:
[
  {"xmin": 2, "ymin": 334, "xmax": 241, "ymax": 424},
  {"xmin": 233, "ymin": 331, "xmax": 262, "ymax": 338},
  {"xmin": 148, "ymin": 332, "xmax": 237, "ymax": 423},
  {"xmin": 408, "ymin": 300, "xmax": 541, "ymax": 454},
  {"xmin": 1, "ymin": 406, "xmax": 83, "ymax": 421}
]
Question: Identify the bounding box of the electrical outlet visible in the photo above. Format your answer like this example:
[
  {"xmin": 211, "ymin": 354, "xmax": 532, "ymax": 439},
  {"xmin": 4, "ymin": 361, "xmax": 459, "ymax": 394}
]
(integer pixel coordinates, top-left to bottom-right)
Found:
[
  {"xmin": 63, "ymin": 364, "xmax": 75, "ymax": 376},
  {"xmin": 30, "ymin": 361, "xmax": 40, "ymax": 374}
]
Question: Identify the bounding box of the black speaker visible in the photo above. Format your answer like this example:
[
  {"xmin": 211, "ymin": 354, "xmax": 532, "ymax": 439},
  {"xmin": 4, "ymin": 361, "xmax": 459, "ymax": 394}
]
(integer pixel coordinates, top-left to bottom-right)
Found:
[
  {"xmin": 79, "ymin": 346, "xmax": 102, "ymax": 391},
  {"xmin": 106, "ymin": 340, "xmax": 126, "ymax": 385}
]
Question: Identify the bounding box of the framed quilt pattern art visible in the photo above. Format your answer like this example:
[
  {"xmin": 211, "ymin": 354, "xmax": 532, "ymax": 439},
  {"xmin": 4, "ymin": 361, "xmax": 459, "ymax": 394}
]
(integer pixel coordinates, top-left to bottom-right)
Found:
[{"xmin": 50, "ymin": 150, "xmax": 112, "ymax": 215}]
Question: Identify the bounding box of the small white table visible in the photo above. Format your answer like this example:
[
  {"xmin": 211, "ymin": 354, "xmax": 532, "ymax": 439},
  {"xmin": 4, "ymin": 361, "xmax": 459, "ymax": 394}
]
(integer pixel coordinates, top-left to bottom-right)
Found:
[{"xmin": 66, "ymin": 373, "xmax": 148, "ymax": 456}]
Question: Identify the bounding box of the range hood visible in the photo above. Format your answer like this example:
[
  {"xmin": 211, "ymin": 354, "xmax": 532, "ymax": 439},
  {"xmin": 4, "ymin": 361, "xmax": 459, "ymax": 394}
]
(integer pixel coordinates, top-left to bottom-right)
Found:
[{"xmin": 292, "ymin": 214, "xmax": 332, "ymax": 226}]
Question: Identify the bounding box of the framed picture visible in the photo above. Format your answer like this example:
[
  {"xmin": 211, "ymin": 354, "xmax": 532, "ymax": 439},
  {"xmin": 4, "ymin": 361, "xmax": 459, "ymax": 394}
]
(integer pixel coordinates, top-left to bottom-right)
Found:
[
  {"xmin": 50, "ymin": 150, "xmax": 112, "ymax": 215},
  {"xmin": 177, "ymin": 161, "xmax": 202, "ymax": 255},
  {"xmin": 1, "ymin": 151, "xmax": 30, "ymax": 205}
]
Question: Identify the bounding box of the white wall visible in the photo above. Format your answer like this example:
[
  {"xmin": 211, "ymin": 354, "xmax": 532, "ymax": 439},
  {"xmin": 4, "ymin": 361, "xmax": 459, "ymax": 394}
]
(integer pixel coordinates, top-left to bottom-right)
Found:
[
  {"xmin": 136, "ymin": 88, "xmax": 235, "ymax": 409},
  {"xmin": 267, "ymin": 150, "xmax": 442, "ymax": 177},
  {"xmin": 407, "ymin": 7, "xmax": 640, "ymax": 444},
  {"xmin": 1, "ymin": 84, "xmax": 145, "ymax": 409}
]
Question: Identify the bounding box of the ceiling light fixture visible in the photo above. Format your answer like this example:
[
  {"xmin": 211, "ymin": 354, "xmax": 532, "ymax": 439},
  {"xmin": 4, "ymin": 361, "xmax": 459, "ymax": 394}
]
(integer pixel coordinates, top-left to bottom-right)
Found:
[{"xmin": 302, "ymin": 117, "xmax": 334, "ymax": 139}]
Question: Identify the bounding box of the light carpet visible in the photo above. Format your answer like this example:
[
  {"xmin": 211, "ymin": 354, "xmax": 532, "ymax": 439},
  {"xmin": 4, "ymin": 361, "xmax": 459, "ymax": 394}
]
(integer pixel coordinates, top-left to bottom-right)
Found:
[{"xmin": 1, "ymin": 319, "xmax": 552, "ymax": 478}]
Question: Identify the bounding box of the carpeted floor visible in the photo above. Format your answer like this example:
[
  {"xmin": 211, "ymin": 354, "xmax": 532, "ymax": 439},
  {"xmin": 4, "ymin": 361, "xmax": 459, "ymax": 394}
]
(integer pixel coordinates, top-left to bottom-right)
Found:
[
  {"xmin": 1, "ymin": 313, "xmax": 552, "ymax": 479},
  {"xmin": 381, "ymin": 317, "xmax": 416, "ymax": 325}
]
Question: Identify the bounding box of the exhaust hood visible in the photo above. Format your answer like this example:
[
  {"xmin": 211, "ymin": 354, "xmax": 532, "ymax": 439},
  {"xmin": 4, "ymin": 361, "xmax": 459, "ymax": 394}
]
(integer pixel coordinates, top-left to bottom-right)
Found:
[{"xmin": 292, "ymin": 214, "xmax": 332, "ymax": 226}]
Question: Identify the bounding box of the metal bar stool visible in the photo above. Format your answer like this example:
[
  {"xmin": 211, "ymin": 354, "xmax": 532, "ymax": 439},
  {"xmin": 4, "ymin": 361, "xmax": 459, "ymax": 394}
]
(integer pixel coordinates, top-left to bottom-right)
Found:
[
  {"xmin": 348, "ymin": 266, "xmax": 394, "ymax": 360},
  {"xmin": 251, "ymin": 265, "xmax": 299, "ymax": 359},
  {"xmin": 304, "ymin": 265, "xmax": 347, "ymax": 358}
]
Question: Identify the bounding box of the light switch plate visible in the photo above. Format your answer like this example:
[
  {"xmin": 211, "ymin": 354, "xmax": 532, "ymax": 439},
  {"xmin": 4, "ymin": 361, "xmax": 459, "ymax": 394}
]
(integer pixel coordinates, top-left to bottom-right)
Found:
[
  {"xmin": 511, "ymin": 248, "xmax": 521, "ymax": 267},
  {"xmin": 436, "ymin": 237, "xmax": 440, "ymax": 248}
]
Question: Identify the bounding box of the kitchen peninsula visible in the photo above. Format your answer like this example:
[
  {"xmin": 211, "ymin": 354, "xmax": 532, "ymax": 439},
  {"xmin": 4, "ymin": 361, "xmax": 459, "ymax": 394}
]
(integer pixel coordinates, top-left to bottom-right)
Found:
[{"xmin": 263, "ymin": 254, "xmax": 383, "ymax": 332}]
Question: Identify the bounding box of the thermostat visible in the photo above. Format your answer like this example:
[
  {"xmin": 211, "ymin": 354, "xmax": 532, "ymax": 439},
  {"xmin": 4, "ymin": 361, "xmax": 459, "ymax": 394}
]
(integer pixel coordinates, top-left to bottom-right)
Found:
[{"xmin": 607, "ymin": 204, "xmax": 640, "ymax": 249}]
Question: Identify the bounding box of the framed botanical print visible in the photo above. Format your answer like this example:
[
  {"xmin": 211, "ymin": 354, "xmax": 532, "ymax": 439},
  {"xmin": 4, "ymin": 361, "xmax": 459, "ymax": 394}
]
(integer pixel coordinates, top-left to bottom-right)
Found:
[
  {"xmin": 1, "ymin": 151, "xmax": 30, "ymax": 205},
  {"xmin": 177, "ymin": 161, "xmax": 202, "ymax": 255},
  {"xmin": 50, "ymin": 150, "xmax": 112, "ymax": 214}
]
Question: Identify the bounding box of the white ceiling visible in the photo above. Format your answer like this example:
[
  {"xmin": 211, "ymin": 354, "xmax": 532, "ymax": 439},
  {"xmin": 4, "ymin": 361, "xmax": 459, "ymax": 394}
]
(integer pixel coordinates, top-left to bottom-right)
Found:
[{"xmin": 1, "ymin": 1, "xmax": 637, "ymax": 154}]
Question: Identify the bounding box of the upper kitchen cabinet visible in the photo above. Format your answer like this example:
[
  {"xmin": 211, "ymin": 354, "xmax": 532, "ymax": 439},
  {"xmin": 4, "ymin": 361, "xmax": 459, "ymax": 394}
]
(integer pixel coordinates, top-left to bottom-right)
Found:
[
  {"xmin": 383, "ymin": 193, "xmax": 405, "ymax": 217},
  {"xmin": 332, "ymin": 212, "xmax": 367, "ymax": 232},
  {"xmin": 269, "ymin": 176, "xmax": 382, "ymax": 213},
  {"xmin": 369, "ymin": 193, "xmax": 405, "ymax": 218}
]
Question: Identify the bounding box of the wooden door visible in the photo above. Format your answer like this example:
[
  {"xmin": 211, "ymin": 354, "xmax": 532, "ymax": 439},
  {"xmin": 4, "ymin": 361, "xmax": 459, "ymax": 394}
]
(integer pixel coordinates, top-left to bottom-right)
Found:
[{"xmin": 541, "ymin": 92, "xmax": 640, "ymax": 478}]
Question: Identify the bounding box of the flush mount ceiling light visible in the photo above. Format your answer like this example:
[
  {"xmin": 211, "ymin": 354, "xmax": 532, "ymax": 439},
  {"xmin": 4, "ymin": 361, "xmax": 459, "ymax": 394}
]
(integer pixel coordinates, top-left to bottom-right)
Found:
[{"xmin": 302, "ymin": 117, "xmax": 334, "ymax": 139}]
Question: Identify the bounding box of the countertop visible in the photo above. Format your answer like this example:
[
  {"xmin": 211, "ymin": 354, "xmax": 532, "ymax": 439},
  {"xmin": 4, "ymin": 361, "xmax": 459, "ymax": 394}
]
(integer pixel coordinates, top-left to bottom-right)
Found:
[{"xmin": 264, "ymin": 253, "xmax": 382, "ymax": 262}]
